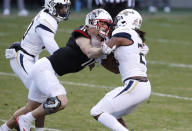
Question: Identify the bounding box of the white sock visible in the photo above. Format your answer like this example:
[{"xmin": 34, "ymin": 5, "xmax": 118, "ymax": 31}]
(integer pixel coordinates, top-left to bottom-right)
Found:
[
  {"xmin": 23, "ymin": 112, "xmax": 36, "ymax": 123},
  {"xmin": 35, "ymin": 128, "xmax": 44, "ymax": 131},
  {"xmin": 98, "ymin": 113, "xmax": 129, "ymax": 131},
  {"xmin": 0, "ymin": 123, "xmax": 11, "ymax": 131}
]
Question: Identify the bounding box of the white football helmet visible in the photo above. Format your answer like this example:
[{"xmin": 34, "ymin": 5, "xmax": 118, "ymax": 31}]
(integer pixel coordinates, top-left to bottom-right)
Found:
[
  {"xmin": 44, "ymin": 0, "xmax": 71, "ymax": 21},
  {"xmin": 85, "ymin": 8, "xmax": 113, "ymax": 37},
  {"xmin": 114, "ymin": 9, "xmax": 142, "ymax": 30}
]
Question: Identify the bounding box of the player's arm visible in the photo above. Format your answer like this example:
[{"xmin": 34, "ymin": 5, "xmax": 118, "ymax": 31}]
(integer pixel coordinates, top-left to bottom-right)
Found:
[
  {"xmin": 36, "ymin": 27, "xmax": 59, "ymax": 55},
  {"xmin": 76, "ymin": 37, "xmax": 103, "ymax": 59},
  {"xmin": 105, "ymin": 37, "xmax": 133, "ymax": 48},
  {"xmin": 101, "ymin": 37, "xmax": 132, "ymax": 55}
]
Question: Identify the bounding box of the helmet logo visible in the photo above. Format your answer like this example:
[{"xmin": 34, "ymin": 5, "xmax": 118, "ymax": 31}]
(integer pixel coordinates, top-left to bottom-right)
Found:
[{"xmin": 121, "ymin": 10, "xmax": 134, "ymax": 16}]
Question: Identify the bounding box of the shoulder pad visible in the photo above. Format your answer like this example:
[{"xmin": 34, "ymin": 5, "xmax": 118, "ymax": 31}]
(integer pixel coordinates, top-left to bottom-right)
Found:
[
  {"xmin": 112, "ymin": 27, "xmax": 134, "ymax": 36},
  {"xmin": 112, "ymin": 27, "xmax": 134, "ymax": 42},
  {"xmin": 38, "ymin": 11, "xmax": 58, "ymax": 34},
  {"xmin": 73, "ymin": 26, "xmax": 91, "ymax": 39}
]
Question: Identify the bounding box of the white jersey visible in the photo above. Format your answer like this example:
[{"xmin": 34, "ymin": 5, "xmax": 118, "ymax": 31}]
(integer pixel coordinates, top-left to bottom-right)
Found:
[
  {"xmin": 112, "ymin": 27, "xmax": 147, "ymax": 82},
  {"xmin": 21, "ymin": 9, "xmax": 58, "ymax": 56},
  {"xmin": 6, "ymin": 9, "xmax": 59, "ymax": 90}
]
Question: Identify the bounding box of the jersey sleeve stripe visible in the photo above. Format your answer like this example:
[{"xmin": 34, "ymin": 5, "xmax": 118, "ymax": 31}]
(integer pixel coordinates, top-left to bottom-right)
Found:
[
  {"xmin": 74, "ymin": 30, "xmax": 90, "ymax": 39},
  {"xmin": 112, "ymin": 32, "xmax": 133, "ymax": 42},
  {"xmin": 36, "ymin": 24, "xmax": 54, "ymax": 34}
]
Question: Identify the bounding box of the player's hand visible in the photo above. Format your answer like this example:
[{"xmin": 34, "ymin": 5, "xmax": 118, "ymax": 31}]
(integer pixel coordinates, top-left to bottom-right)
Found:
[
  {"xmin": 101, "ymin": 42, "xmax": 116, "ymax": 55},
  {"xmin": 141, "ymin": 43, "xmax": 149, "ymax": 55}
]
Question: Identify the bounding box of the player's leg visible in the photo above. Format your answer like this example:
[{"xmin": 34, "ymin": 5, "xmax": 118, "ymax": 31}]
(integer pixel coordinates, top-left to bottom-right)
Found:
[
  {"xmin": 27, "ymin": 81, "xmax": 48, "ymax": 130},
  {"xmin": 148, "ymin": 0, "xmax": 158, "ymax": 13},
  {"xmin": 17, "ymin": 95, "xmax": 67, "ymax": 131},
  {"xmin": 1, "ymin": 53, "xmax": 40, "ymax": 130},
  {"xmin": 127, "ymin": 0, "xmax": 135, "ymax": 8},
  {"xmin": 32, "ymin": 95, "xmax": 68, "ymax": 118},
  {"xmin": 6, "ymin": 106, "xmax": 26, "ymax": 129},
  {"xmin": 35, "ymin": 116, "xmax": 45, "ymax": 129},
  {"xmin": 98, "ymin": 113, "xmax": 129, "ymax": 131},
  {"xmin": 9, "ymin": 52, "xmax": 46, "ymax": 130},
  {"xmin": 17, "ymin": 58, "xmax": 68, "ymax": 131},
  {"xmin": 17, "ymin": 0, "xmax": 28, "ymax": 16},
  {"xmin": 31, "ymin": 57, "xmax": 68, "ymax": 115},
  {"xmin": 3, "ymin": 0, "xmax": 11, "ymax": 15},
  {"xmin": 0, "ymin": 100, "xmax": 41, "ymax": 131},
  {"xmin": 117, "ymin": 118, "xmax": 127, "ymax": 128},
  {"xmin": 90, "ymin": 80, "xmax": 151, "ymax": 131},
  {"xmin": 17, "ymin": 0, "xmax": 25, "ymax": 11},
  {"xmin": 162, "ymin": 0, "xmax": 171, "ymax": 13},
  {"xmin": 9, "ymin": 52, "xmax": 32, "ymax": 89},
  {"xmin": 90, "ymin": 92, "xmax": 129, "ymax": 131}
]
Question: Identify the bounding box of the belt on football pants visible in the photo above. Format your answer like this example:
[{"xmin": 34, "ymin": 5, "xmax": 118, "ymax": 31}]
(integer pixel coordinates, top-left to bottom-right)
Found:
[
  {"xmin": 19, "ymin": 47, "xmax": 35, "ymax": 58},
  {"xmin": 8, "ymin": 42, "xmax": 35, "ymax": 58},
  {"xmin": 123, "ymin": 76, "xmax": 148, "ymax": 83}
]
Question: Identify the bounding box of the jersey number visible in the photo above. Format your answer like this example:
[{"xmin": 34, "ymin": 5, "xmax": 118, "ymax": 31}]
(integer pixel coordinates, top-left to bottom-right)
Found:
[
  {"xmin": 139, "ymin": 53, "xmax": 145, "ymax": 65},
  {"xmin": 23, "ymin": 20, "xmax": 34, "ymax": 40}
]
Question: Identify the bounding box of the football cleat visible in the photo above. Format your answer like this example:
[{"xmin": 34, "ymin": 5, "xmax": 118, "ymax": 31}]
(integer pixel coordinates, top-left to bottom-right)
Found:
[{"xmin": 16, "ymin": 116, "xmax": 31, "ymax": 131}]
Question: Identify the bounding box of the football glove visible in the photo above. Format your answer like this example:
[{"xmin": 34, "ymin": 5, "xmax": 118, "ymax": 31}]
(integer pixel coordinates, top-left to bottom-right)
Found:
[
  {"xmin": 141, "ymin": 43, "xmax": 149, "ymax": 55},
  {"xmin": 101, "ymin": 42, "xmax": 116, "ymax": 55}
]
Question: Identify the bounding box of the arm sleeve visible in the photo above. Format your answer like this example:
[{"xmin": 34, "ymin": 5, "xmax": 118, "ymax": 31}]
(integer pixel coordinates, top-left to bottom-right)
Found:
[{"xmin": 36, "ymin": 27, "xmax": 59, "ymax": 55}]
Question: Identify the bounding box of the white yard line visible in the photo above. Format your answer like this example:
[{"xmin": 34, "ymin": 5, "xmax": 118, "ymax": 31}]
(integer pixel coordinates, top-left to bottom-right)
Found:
[
  {"xmin": 148, "ymin": 61, "xmax": 192, "ymax": 69},
  {"xmin": 0, "ymin": 33, "xmax": 12, "ymax": 37},
  {"xmin": 0, "ymin": 71, "xmax": 192, "ymax": 101},
  {"xmin": 148, "ymin": 38, "xmax": 191, "ymax": 45}
]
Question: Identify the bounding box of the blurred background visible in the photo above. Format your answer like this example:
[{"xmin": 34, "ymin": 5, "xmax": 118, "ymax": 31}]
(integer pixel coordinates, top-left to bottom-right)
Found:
[{"xmin": 0, "ymin": 0, "xmax": 192, "ymax": 15}]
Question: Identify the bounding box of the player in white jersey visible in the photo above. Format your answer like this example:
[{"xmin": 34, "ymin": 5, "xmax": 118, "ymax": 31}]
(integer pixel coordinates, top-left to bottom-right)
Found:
[
  {"xmin": 1, "ymin": 0, "xmax": 71, "ymax": 131},
  {"xmin": 15, "ymin": 9, "xmax": 115, "ymax": 131},
  {"xmin": 90, "ymin": 9, "xmax": 151, "ymax": 131}
]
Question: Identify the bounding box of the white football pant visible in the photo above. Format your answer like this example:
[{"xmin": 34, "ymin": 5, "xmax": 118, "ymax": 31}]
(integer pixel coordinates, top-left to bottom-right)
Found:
[
  {"xmin": 10, "ymin": 50, "xmax": 36, "ymax": 89},
  {"xmin": 91, "ymin": 79, "xmax": 151, "ymax": 119},
  {"xmin": 28, "ymin": 57, "xmax": 66, "ymax": 103}
]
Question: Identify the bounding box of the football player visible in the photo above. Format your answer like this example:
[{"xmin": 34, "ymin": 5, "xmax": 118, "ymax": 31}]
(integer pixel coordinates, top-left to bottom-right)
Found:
[
  {"xmin": 1, "ymin": 0, "xmax": 71, "ymax": 131},
  {"xmin": 15, "ymin": 9, "xmax": 115, "ymax": 131},
  {"xmin": 90, "ymin": 9, "xmax": 151, "ymax": 131}
]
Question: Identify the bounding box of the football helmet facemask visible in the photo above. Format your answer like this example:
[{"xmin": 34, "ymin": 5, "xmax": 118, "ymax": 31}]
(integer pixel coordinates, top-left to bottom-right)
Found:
[
  {"xmin": 44, "ymin": 0, "xmax": 71, "ymax": 21},
  {"xmin": 85, "ymin": 9, "xmax": 113, "ymax": 38},
  {"xmin": 114, "ymin": 9, "xmax": 142, "ymax": 30}
]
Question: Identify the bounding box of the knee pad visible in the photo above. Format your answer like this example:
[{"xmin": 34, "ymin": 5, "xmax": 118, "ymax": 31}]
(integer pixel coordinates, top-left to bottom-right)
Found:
[
  {"xmin": 43, "ymin": 96, "xmax": 61, "ymax": 114},
  {"xmin": 90, "ymin": 106, "xmax": 103, "ymax": 117}
]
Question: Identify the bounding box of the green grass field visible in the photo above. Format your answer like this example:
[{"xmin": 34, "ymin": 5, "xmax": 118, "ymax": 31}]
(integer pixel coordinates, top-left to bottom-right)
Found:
[{"xmin": 0, "ymin": 9, "xmax": 192, "ymax": 131}]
